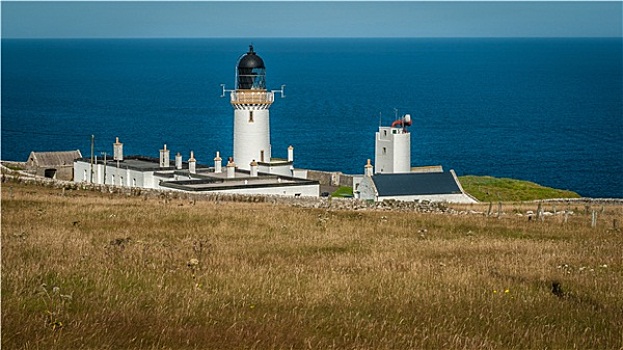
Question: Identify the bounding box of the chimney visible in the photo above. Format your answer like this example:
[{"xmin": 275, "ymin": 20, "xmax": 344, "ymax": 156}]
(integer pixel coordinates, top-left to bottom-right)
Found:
[
  {"xmin": 159, "ymin": 144, "xmax": 170, "ymax": 168},
  {"xmin": 214, "ymin": 151, "xmax": 223, "ymax": 174},
  {"xmin": 226, "ymin": 157, "xmax": 236, "ymax": 179},
  {"xmin": 113, "ymin": 137, "xmax": 123, "ymax": 161},
  {"xmin": 287, "ymin": 145, "xmax": 294, "ymax": 162},
  {"xmin": 364, "ymin": 159, "xmax": 373, "ymax": 177},
  {"xmin": 175, "ymin": 152, "xmax": 182, "ymax": 170},
  {"xmin": 250, "ymin": 160, "xmax": 258, "ymax": 177},
  {"xmin": 188, "ymin": 151, "xmax": 196, "ymax": 174}
]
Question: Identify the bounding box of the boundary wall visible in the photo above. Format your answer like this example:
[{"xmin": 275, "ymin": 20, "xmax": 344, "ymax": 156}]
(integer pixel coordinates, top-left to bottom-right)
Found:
[{"xmin": 306, "ymin": 170, "xmax": 355, "ymax": 187}]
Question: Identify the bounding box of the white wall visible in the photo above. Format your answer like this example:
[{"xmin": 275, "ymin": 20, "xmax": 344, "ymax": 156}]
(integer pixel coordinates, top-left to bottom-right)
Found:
[
  {"xmin": 352, "ymin": 175, "xmax": 364, "ymax": 199},
  {"xmin": 375, "ymin": 127, "xmax": 410, "ymax": 174},
  {"xmin": 199, "ymin": 184, "xmax": 319, "ymax": 197},
  {"xmin": 378, "ymin": 193, "xmax": 478, "ymax": 204},
  {"xmin": 357, "ymin": 176, "xmax": 377, "ymax": 201},
  {"xmin": 74, "ymin": 160, "xmax": 158, "ymax": 189},
  {"xmin": 74, "ymin": 161, "xmax": 91, "ymax": 183},
  {"xmin": 261, "ymin": 164, "xmax": 293, "ymax": 177},
  {"xmin": 292, "ymin": 169, "xmax": 308, "ymax": 179},
  {"xmin": 392, "ymin": 132, "xmax": 410, "ymax": 173},
  {"xmin": 234, "ymin": 108, "xmax": 271, "ymax": 170}
]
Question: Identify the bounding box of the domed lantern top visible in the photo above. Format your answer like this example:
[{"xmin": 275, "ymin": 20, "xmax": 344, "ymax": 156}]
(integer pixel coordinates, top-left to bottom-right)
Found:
[{"xmin": 236, "ymin": 45, "xmax": 266, "ymax": 90}]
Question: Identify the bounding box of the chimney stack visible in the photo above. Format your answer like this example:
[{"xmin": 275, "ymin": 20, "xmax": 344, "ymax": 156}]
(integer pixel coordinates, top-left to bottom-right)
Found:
[
  {"xmin": 226, "ymin": 157, "xmax": 236, "ymax": 179},
  {"xmin": 365, "ymin": 159, "xmax": 373, "ymax": 177},
  {"xmin": 250, "ymin": 160, "xmax": 258, "ymax": 177},
  {"xmin": 113, "ymin": 137, "xmax": 123, "ymax": 161},
  {"xmin": 175, "ymin": 152, "xmax": 182, "ymax": 170},
  {"xmin": 287, "ymin": 145, "xmax": 294, "ymax": 162},
  {"xmin": 214, "ymin": 151, "xmax": 223, "ymax": 173},
  {"xmin": 188, "ymin": 151, "xmax": 196, "ymax": 174},
  {"xmin": 159, "ymin": 144, "xmax": 170, "ymax": 168}
]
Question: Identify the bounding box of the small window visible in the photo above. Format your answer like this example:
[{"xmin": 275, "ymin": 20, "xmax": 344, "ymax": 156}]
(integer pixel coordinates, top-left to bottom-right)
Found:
[
  {"xmin": 132, "ymin": 178, "xmax": 137, "ymax": 187},
  {"xmin": 392, "ymin": 130, "xmax": 397, "ymax": 134},
  {"xmin": 383, "ymin": 130, "xmax": 387, "ymax": 136},
  {"xmin": 249, "ymin": 111, "xmax": 254, "ymax": 122},
  {"xmin": 382, "ymin": 147, "xmax": 387, "ymax": 155}
]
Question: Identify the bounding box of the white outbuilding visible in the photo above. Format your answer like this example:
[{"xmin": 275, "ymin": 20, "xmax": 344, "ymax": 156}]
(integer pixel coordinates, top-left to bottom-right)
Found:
[{"xmin": 74, "ymin": 140, "xmax": 319, "ymax": 197}]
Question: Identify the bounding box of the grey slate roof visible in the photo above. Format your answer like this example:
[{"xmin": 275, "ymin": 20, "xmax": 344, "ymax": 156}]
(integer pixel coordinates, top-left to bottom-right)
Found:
[
  {"xmin": 372, "ymin": 172, "xmax": 462, "ymax": 196},
  {"xmin": 29, "ymin": 150, "xmax": 82, "ymax": 166}
]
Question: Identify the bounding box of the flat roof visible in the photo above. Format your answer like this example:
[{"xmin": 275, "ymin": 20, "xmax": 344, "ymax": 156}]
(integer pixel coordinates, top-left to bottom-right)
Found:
[
  {"xmin": 77, "ymin": 156, "xmax": 207, "ymax": 172},
  {"xmin": 160, "ymin": 175, "xmax": 318, "ymax": 192}
]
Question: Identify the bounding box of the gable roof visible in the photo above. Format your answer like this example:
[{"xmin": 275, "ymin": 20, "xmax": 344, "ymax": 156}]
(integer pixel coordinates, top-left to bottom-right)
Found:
[
  {"xmin": 372, "ymin": 172, "xmax": 462, "ymax": 196},
  {"xmin": 29, "ymin": 150, "xmax": 82, "ymax": 166}
]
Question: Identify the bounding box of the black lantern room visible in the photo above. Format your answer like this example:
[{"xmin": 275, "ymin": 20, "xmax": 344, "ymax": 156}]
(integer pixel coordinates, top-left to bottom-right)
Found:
[{"xmin": 236, "ymin": 45, "xmax": 266, "ymax": 90}]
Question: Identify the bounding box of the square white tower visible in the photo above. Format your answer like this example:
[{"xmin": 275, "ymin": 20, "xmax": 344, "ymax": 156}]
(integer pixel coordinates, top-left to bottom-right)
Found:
[{"xmin": 375, "ymin": 126, "xmax": 411, "ymax": 174}]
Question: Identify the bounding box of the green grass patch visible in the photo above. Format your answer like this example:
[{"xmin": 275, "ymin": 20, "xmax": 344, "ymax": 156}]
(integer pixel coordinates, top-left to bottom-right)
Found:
[
  {"xmin": 331, "ymin": 186, "xmax": 353, "ymax": 198},
  {"xmin": 459, "ymin": 175, "xmax": 581, "ymax": 202}
]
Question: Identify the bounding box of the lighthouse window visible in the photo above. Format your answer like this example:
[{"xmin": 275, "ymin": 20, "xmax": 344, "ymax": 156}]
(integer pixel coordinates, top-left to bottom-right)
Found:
[
  {"xmin": 249, "ymin": 111, "xmax": 254, "ymax": 123},
  {"xmin": 383, "ymin": 130, "xmax": 387, "ymax": 136},
  {"xmin": 382, "ymin": 147, "xmax": 387, "ymax": 155}
]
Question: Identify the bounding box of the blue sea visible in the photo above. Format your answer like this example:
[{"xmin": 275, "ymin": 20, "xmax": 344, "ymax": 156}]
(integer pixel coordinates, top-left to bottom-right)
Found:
[{"xmin": 2, "ymin": 38, "xmax": 622, "ymax": 198}]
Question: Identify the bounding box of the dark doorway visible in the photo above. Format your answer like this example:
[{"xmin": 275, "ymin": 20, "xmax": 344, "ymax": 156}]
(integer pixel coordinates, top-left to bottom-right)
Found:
[{"xmin": 44, "ymin": 168, "xmax": 57, "ymax": 179}]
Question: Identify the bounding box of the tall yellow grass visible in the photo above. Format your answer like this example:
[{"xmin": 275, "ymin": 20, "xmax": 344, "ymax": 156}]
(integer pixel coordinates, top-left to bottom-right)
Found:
[{"xmin": 2, "ymin": 181, "xmax": 622, "ymax": 349}]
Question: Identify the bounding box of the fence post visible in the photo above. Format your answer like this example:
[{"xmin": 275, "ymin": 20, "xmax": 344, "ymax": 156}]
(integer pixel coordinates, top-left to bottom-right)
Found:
[{"xmin": 591, "ymin": 210, "xmax": 597, "ymax": 229}]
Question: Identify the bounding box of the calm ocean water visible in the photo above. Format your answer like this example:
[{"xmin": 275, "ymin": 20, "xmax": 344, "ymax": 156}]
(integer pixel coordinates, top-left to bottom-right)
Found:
[{"xmin": 2, "ymin": 38, "xmax": 622, "ymax": 198}]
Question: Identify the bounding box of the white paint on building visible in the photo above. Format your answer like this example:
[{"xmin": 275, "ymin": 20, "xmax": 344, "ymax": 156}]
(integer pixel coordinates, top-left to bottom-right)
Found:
[{"xmin": 375, "ymin": 115, "xmax": 412, "ymax": 174}]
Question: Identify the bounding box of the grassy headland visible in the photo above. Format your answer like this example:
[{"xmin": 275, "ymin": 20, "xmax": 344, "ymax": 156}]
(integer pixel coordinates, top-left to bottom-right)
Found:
[
  {"xmin": 1, "ymin": 180, "xmax": 621, "ymax": 349},
  {"xmin": 459, "ymin": 175, "xmax": 581, "ymax": 202}
]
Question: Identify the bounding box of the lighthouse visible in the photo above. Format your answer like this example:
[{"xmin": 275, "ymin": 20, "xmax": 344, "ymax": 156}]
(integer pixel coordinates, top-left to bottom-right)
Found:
[
  {"xmin": 375, "ymin": 114, "xmax": 412, "ymax": 174},
  {"xmin": 221, "ymin": 46, "xmax": 285, "ymax": 171}
]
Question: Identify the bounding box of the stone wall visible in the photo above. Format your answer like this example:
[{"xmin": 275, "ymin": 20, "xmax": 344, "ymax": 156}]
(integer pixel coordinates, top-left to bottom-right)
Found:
[{"xmin": 306, "ymin": 169, "xmax": 355, "ymax": 187}]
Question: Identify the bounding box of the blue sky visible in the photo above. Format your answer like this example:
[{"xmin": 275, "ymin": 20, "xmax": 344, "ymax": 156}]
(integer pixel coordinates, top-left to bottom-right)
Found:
[{"xmin": 2, "ymin": 1, "xmax": 621, "ymax": 38}]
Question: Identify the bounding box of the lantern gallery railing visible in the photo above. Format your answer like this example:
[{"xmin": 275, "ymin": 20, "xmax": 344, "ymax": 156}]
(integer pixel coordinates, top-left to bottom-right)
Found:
[
  {"xmin": 221, "ymin": 84, "xmax": 286, "ymax": 106},
  {"xmin": 230, "ymin": 90, "xmax": 274, "ymax": 104}
]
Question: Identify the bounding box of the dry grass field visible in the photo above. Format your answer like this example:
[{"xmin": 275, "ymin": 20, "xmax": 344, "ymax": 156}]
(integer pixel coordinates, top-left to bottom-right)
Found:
[{"xmin": 2, "ymin": 180, "xmax": 622, "ymax": 349}]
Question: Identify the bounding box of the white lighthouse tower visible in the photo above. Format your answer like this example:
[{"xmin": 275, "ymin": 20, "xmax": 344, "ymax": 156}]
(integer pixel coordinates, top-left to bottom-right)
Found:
[
  {"xmin": 375, "ymin": 114, "xmax": 412, "ymax": 174},
  {"xmin": 221, "ymin": 46, "xmax": 285, "ymax": 171}
]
